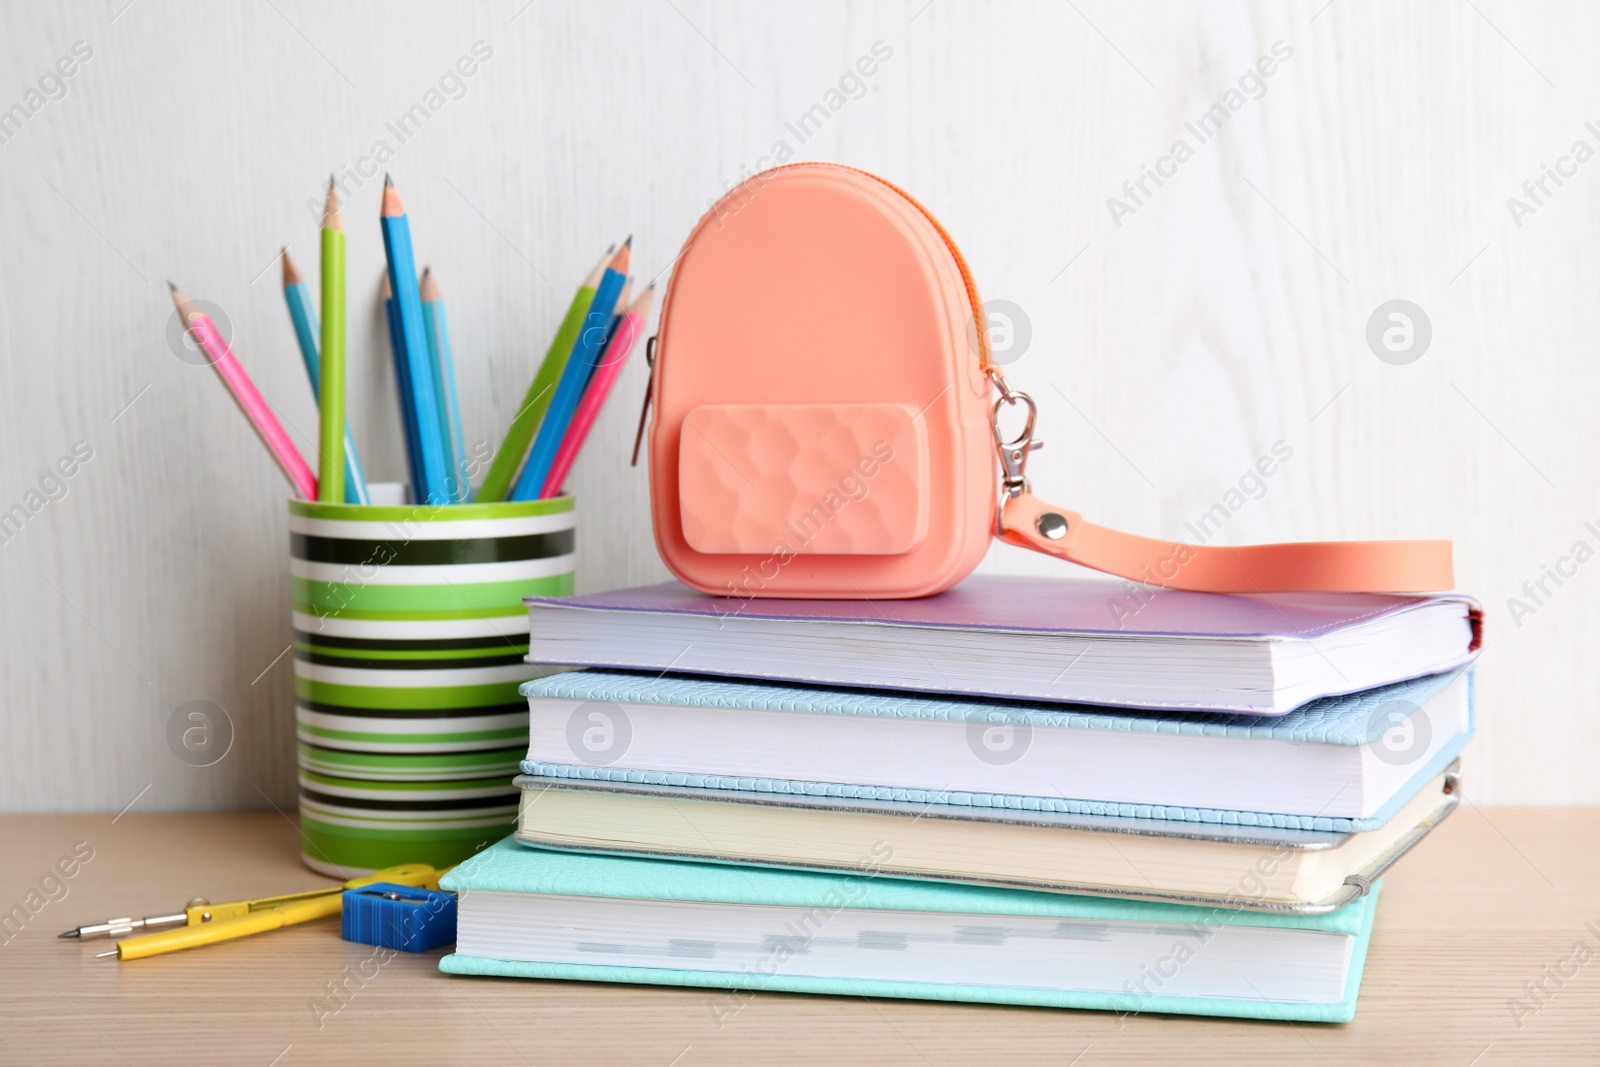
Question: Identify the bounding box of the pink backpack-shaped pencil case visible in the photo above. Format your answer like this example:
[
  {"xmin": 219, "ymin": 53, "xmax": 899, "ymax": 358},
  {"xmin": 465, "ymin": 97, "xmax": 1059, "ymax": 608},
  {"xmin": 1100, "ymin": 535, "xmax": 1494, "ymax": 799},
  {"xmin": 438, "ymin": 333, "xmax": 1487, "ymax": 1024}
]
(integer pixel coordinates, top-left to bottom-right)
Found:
[{"xmin": 640, "ymin": 163, "xmax": 1452, "ymax": 599}]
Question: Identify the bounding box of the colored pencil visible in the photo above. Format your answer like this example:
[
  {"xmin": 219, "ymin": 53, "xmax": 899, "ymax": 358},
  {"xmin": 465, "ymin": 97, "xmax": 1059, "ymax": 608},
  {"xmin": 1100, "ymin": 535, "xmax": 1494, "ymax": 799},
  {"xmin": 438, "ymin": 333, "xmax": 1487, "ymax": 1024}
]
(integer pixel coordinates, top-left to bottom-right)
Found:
[
  {"xmin": 317, "ymin": 178, "xmax": 346, "ymax": 503},
  {"xmin": 540, "ymin": 283, "xmax": 654, "ymax": 498},
  {"xmin": 169, "ymin": 282, "xmax": 317, "ymax": 500},
  {"xmin": 281, "ymin": 250, "xmax": 369, "ymax": 503},
  {"xmin": 575, "ymin": 276, "xmax": 631, "ymax": 398},
  {"xmin": 379, "ymin": 175, "xmax": 451, "ymax": 505},
  {"xmin": 420, "ymin": 267, "xmax": 469, "ymax": 502},
  {"xmin": 510, "ymin": 240, "xmax": 631, "ymax": 501},
  {"xmin": 477, "ymin": 245, "xmax": 612, "ymax": 502},
  {"xmin": 381, "ymin": 272, "xmax": 423, "ymax": 498}
]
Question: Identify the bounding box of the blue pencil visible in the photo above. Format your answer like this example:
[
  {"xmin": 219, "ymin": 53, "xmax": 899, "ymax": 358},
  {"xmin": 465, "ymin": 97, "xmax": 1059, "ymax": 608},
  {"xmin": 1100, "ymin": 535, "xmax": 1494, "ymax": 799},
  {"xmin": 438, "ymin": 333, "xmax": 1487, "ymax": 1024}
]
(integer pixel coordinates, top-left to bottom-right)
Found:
[
  {"xmin": 585, "ymin": 303, "xmax": 628, "ymax": 392},
  {"xmin": 510, "ymin": 240, "xmax": 631, "ymax": 501},
  {"xmin": 280, "ymin": 250, "xmax": 369, "ymax": 504},
  {"xmin": 420, "ymin": 268, "xmax": 470, "ymax": 502},
  {"xmin": 379, "ymin": 175, "xmax": 451, "ymax": 505},
  {"xmin": 381, "ymin": 272, "xmax": 423, "ymax": 500}
]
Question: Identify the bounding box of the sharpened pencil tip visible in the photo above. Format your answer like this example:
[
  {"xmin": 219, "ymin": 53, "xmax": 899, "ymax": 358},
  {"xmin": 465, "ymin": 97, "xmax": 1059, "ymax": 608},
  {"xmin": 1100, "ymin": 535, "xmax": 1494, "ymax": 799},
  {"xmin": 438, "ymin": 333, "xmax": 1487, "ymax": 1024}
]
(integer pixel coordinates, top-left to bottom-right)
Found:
[
  {"xmin": 328, "ymin": 173, "xmax": 336, "ymax": 189},
  {"xmin": 384, "ymin": 173, "xmax": 394, "ymax": 188},
  {"xmin": 624, "ymin": 234, "xmax": 633, "ymax": 248},
  {"xmin": 166, "ymin": 280, "xmax": 176, "ymax": 292},
  {"xmin": 419, "ymin": 267, "xmax": 442, "ymax": 302},
  {"xmin": 59, "ymin": 929, "xmax": 79, "ymax": 938},
  {"xmin": 322, "ymin": 180, "xmax": 344, "ymax": 230}
]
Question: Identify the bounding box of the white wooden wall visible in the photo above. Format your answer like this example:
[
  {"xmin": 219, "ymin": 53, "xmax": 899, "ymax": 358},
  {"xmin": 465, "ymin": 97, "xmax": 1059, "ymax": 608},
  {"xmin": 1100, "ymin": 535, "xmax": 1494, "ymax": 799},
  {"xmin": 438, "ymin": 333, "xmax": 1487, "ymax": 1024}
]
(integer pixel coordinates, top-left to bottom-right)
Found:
[{"xmin": 0, "ymin": 0, "xmax": 1591, "ymax": 811}]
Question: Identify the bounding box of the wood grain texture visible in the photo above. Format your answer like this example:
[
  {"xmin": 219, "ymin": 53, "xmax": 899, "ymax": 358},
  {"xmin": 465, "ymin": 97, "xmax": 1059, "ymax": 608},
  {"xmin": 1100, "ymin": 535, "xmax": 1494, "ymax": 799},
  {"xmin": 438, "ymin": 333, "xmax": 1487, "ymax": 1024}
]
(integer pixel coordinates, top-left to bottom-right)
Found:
[
  {"xmin": 1, "ymin": 810, "xmax": 1597, "ymax": 1064},
  {"xmin": 0, "ymin": 0, "xmax": 1595, "ymax": 811}
]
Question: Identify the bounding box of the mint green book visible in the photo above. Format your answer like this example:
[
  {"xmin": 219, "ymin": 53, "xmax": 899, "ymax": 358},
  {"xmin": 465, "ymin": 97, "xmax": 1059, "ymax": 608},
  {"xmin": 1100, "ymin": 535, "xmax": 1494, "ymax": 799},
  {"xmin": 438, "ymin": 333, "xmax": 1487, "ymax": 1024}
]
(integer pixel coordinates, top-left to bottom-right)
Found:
[{"xmin": 440, "ymin": 837, "xmax": 1381, "ymax": 1022}]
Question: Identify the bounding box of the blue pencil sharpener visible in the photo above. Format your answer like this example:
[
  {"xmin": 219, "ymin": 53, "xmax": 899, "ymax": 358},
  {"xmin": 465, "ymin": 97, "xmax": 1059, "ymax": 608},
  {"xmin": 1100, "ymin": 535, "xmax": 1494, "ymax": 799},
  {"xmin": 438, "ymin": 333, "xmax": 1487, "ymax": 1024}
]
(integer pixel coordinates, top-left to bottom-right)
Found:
[{"xmin": 340, "ymin": 882, "xmax": 457, "ymax": 953}]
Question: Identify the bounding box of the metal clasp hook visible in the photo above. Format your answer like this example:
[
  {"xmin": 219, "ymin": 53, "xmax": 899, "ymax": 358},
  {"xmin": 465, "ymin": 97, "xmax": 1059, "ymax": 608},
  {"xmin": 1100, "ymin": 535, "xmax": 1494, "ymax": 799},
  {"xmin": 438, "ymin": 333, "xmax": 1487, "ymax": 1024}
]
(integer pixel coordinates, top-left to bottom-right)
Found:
[{"xmin": 991, "ymin": 388, "xmax": 1041, "ymax": 499}]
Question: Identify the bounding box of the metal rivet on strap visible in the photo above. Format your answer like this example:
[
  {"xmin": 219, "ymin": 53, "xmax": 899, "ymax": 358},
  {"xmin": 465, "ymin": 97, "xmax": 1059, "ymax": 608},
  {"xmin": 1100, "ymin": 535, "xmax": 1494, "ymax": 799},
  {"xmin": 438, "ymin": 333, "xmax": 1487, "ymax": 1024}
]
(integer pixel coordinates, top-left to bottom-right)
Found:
[{"xmin": 1036, "ymin": 512, "xmax": 1069, "ymax": 540}]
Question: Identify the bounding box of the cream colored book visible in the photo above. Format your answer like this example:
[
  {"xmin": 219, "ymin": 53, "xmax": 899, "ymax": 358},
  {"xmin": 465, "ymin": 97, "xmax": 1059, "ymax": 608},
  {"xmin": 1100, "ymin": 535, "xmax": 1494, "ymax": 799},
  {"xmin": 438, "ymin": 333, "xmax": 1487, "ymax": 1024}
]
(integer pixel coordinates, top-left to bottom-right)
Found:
[{"xmin": 514, "ymin": 766, "xmax": 1459, "ymax": 914}]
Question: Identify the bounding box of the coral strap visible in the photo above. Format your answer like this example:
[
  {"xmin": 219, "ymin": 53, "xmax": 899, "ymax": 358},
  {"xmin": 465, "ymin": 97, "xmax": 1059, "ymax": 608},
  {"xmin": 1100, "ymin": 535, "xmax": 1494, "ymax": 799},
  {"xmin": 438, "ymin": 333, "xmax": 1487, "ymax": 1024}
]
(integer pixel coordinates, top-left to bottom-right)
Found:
[{"xmin": 997, "ymin": 491, "xmax": 1453, "ymax": 594}]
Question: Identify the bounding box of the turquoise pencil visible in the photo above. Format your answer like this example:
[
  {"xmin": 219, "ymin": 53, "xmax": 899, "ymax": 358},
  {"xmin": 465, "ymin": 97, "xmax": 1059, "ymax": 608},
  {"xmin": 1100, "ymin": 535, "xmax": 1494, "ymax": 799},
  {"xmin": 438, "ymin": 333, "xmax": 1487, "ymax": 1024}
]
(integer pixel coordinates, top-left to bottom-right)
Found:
[
  {"xmin": 281, "ymin": 249, "xmax": 369, "ymax": 504},
  {"xmin": 381, "ymin": 272, "xmax": 423, "ymax": 500},
  {"xmin": 420, "ymin": 268, "xmax": 469, "ymax": 502},
  {"xmin": 379, "ymin": 175, "xmax": 451, "ymax": 505}
]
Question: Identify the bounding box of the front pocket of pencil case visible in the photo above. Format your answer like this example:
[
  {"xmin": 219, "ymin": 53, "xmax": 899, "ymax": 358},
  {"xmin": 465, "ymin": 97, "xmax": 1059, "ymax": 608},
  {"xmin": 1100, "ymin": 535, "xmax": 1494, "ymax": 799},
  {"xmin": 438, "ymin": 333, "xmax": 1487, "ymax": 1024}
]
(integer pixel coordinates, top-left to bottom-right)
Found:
[{"xmin": 677, "ymin": 402, "xmax": 930, "ymax": 555}]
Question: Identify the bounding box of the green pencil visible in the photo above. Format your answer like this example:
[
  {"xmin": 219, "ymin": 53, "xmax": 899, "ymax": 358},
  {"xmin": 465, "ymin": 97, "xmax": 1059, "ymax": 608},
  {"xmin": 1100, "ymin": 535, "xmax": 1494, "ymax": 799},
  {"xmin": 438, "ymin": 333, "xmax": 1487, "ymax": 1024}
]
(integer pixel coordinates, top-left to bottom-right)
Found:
[
  {"xmin": 317, "ymin": 177, "xmax": 346, "ymax": 503},
  {"xmin": 477, "ymin": 245, "xmax": 613, "ymax": 502}
]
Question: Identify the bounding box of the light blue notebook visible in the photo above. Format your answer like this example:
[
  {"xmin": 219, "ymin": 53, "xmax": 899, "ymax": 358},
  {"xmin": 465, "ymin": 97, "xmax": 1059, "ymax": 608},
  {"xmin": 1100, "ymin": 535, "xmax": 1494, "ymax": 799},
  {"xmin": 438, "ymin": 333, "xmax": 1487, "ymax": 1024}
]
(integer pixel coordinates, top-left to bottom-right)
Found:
[
  {"xmin": 521, "ymin": 668, "xmax": 1475, "ymax": 832},
  {"xmin": 440, "ymin": 836, "xmax": 1382, "ymax": 1022}
]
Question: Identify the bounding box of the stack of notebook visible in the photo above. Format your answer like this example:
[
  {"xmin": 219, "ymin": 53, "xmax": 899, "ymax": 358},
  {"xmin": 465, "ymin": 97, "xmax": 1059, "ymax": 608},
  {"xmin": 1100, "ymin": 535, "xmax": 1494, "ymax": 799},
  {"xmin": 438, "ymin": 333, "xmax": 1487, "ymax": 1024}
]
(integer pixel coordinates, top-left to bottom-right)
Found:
[{"xmin": 440, "ymin": 576, "xmax": 1481, "ymax": 1022}]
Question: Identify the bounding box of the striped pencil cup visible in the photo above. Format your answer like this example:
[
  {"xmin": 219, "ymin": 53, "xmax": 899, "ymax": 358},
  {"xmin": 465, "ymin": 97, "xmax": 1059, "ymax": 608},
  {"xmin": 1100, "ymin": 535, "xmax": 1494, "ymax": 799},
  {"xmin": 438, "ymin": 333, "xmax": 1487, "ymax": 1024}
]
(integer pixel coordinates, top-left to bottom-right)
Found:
[{"xmin": 289, "ymin": 492, "xmax": 574, "ymax": 876}]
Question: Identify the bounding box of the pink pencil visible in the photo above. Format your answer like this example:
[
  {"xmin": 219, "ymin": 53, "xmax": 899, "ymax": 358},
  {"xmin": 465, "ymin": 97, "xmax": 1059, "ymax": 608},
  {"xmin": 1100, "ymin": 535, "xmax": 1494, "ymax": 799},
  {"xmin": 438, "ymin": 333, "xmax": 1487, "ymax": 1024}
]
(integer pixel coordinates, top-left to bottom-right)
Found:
[
  {"xmin": 539, "ymin": 283, "xmax": 654, "ymax": 498},
  {"xmin": 169, "ymin": 282, "xmax": 318, "ymax": 500}
]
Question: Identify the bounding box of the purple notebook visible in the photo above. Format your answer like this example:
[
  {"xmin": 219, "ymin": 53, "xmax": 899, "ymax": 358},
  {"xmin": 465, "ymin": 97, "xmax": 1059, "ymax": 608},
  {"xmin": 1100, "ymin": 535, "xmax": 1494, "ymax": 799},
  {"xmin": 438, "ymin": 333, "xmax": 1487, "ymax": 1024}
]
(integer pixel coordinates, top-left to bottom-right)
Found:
[{"xmin": 526, "ymin": 576, "xmax": 1481, "ymax": 715}]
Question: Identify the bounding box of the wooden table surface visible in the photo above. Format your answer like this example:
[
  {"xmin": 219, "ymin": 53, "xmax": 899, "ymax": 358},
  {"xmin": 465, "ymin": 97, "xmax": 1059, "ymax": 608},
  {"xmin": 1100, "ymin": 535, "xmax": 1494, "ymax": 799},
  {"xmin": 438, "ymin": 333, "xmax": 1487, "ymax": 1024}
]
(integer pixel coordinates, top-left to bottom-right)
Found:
[{"xmin": 1, "ymin": 808, "xmax": 1596, "ymax": 1066}]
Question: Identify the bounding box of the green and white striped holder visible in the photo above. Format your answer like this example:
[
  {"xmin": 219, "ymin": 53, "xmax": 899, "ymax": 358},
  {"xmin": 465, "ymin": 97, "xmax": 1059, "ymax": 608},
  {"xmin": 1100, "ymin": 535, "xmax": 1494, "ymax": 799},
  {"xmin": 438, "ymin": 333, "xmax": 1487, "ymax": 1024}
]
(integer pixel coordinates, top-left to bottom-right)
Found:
[{"xmin": 289, "ymin": 493, "xmax": 574, "ymax": 877}]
